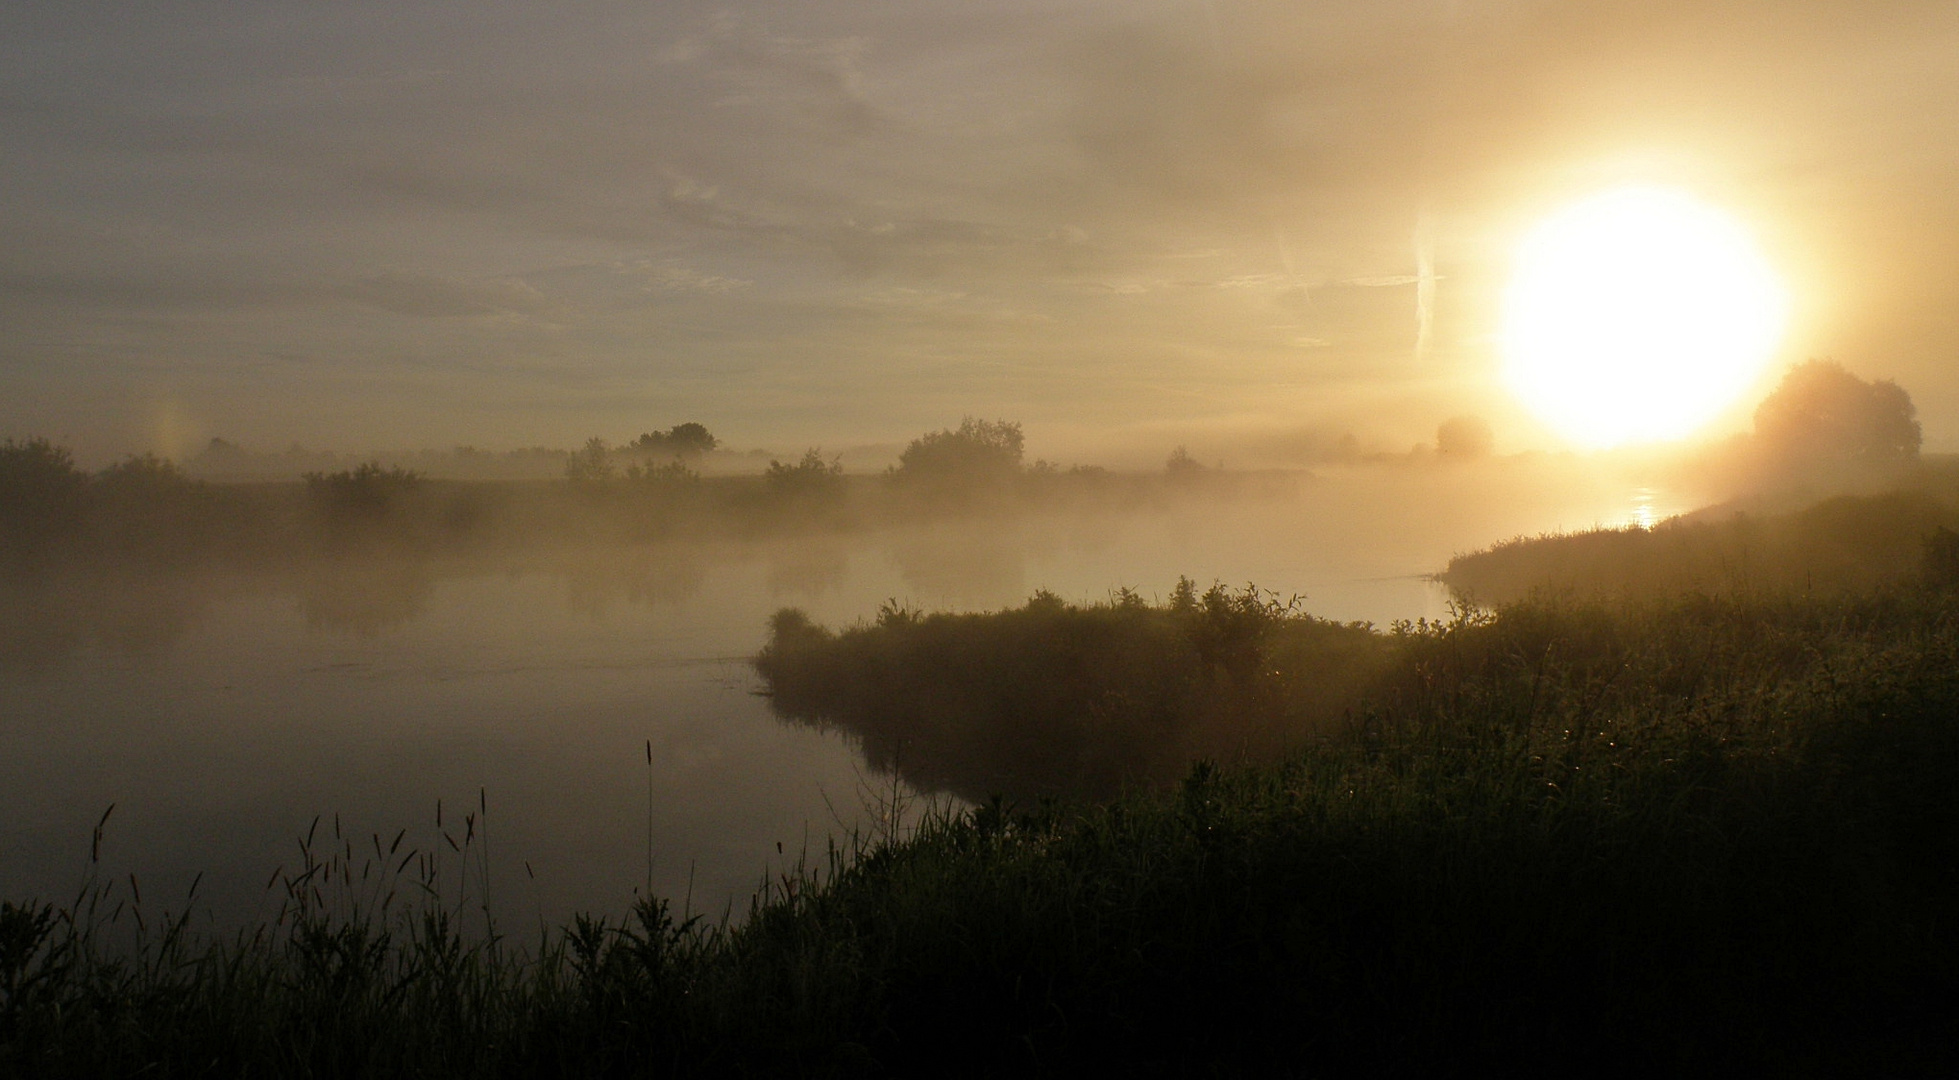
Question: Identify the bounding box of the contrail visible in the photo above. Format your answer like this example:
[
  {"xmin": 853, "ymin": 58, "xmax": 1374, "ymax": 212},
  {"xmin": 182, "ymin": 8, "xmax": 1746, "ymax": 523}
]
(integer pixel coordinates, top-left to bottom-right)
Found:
[{"xmin": 1414, "ymin": 207, "xmax": 1437, "ymax": 361}]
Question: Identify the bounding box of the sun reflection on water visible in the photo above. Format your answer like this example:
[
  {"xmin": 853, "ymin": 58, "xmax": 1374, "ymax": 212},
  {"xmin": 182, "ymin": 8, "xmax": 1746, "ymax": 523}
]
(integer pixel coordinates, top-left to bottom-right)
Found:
[{"xmin": 1624, "ymin": 487, "xmax": 1675, "ymax": 530}]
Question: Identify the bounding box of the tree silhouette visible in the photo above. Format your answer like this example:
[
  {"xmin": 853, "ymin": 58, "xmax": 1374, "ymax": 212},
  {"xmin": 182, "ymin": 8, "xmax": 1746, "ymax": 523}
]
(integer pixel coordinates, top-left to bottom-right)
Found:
[
  {"xmin": 0, "ymin": 437, "xmax": 88, "ymax": 554},
  {"xmin": 1436, "ymin": 415, "xmax": 1494, "ymax": 459},
  {"xmin": 1753, "ymin": 360, "xmax": 1920, "ymax": 469},
  {"xmin": 1165, "ymin": 446, "xmax": 1208, "ymax": 475},
  {"xmin": 893, "ymin": 418, "xmax": 1024, "ymax": 486},
  {"xmin": 565, "ymin": 438, "xmax": 617, "ymax": 482},
  {"xmin": 631, "ymin": 423, "xmax": 718, "ymax": 458}
]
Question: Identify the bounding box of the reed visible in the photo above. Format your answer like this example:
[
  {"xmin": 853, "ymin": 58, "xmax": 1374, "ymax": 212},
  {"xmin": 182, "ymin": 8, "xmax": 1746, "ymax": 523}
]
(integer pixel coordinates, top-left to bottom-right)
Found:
[{"xmin": 5, "ymin": 586, "xmax": 1957, "ymax": 1076}]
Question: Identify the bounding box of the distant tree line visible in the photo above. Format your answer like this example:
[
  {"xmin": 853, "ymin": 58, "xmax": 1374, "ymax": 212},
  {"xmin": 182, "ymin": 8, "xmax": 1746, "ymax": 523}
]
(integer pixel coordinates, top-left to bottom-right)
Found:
[{"xmin": 0, "ymin": 439, "xmax": 213, "ymax": 555}]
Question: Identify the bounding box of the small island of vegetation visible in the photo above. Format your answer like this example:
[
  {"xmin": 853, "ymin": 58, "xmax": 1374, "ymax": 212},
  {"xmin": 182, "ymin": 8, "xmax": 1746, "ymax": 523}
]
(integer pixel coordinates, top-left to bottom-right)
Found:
[
  {"xmin": 8, "ymin": 528, "xmax": 1958, "ymax": 1074},
  {"xmin": 5, "ymin": 370, "xmax": 1958, "ymax": 1074}
]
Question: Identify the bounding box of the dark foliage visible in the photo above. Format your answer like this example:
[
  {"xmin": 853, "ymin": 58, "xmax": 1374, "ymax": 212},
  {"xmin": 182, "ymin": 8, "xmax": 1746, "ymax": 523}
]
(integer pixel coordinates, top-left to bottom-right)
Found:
[
  {"xmin": 625, "ymin": 461, "xmax": 700, "ymax": 487},
  {"xmin": 631, "ymin": 424, "xmax": 718, "ymax": 458},
  {"xmin": 0, "ymin": 433, "xmax": 1178, "ymax": 568},
  {"xmin": 0, "ymin": 438, "xmax": 87, "ymax": 555},
  {"xmin": 764, "ymin": 450, "xmax": 845, "ymax": 501},
  {"xmin": 5, "ymin": 589, "xmax": 1957, "ymax": 1076},
  {"xmin": 1926, "ymin": 525, "xmax": 1959, "ymax": 589},
  {"xmin": 891, "ymin": 418, "xmax": 1024, "ymax": 489},
  {"xmin": 758, "ymin": 583, "xmax": 1396, "ymax": 801},
  {"xmin": 1754, "ymin": 359, "xmax": 1921, "ymax": 468},
  {"xmin": 304, "ymin": 463, "xmax": 425, "ymax": 515}
]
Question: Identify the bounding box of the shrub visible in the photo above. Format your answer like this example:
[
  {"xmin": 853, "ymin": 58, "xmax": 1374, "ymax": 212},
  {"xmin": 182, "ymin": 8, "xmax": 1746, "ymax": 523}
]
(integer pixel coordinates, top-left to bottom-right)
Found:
[
  {"xmin": 765, "ymin": 450, "xmax": 845, "ymax": 500},
  {"xmin": 304, "ymin": 463, "xmax": 424, "ymax": 517},
  {"xmin": 891, "ymin": 418, "xmax": 1024, "ymax": 488},
  {"xmin": 0, "ymin": 438, "xmax": 87, "ymax": 554}
]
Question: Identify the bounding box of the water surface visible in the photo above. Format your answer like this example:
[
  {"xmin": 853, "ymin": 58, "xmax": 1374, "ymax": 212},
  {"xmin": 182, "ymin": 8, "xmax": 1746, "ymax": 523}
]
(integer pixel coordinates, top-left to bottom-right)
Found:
[{"xmin": 0, "ymin": 467, "xmax": 1666, "ymax": 927}]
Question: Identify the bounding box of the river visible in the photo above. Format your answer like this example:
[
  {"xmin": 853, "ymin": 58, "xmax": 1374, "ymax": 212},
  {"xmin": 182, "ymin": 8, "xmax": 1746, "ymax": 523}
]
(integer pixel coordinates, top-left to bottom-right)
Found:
[{"xmin": 0, "ymin": 463, "xmax": 1679, "ymax": 929}]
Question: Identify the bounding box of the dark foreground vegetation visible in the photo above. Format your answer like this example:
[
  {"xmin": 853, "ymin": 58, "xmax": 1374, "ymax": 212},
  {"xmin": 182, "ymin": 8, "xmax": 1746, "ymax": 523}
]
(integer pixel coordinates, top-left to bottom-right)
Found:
[{"xmin": 8, "ymin": 573, "xmax": 1959, "ymax": 1076}]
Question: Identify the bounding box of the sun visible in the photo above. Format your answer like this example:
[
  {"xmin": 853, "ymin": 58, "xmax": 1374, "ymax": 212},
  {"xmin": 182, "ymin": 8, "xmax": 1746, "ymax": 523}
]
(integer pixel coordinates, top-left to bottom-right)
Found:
[{"xmin": 1501, "ymin": 186, "xmax": 1789, "ymax": 449}]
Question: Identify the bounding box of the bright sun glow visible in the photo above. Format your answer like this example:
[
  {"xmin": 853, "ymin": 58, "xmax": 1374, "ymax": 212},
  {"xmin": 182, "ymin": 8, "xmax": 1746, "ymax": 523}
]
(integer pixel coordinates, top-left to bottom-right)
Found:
[{"xmin": 1502, "ymin": 186, "xmax": 1789, "ymax": 449}]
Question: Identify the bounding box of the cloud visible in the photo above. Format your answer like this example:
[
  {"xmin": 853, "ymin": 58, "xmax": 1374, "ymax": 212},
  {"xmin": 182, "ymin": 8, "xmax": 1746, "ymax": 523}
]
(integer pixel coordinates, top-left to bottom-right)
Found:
[
  {"xmin": 1341, "ymin": 276, "xmax": 1421, "ymax": 289},
  {"xmin": 622, "ymin": 263, "xmax": 753, "ymax": 294},
  {"xmin": 6, "ymin": 0, "xmax": 1959, "ymax": 452},
  {"xmin": 659, "ymin": 11, "xmax": 887, "ymax": 140},
  {"xmin": 335, "ymin": 273, "xmax": 547, "ymax": 319}
]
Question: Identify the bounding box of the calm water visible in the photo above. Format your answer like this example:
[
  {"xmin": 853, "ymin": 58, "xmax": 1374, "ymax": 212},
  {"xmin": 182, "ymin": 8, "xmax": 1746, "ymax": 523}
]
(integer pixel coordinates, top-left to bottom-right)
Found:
[{"xmin": 0, "ymin": 467, "xmax": 1676, "ymax": 928}]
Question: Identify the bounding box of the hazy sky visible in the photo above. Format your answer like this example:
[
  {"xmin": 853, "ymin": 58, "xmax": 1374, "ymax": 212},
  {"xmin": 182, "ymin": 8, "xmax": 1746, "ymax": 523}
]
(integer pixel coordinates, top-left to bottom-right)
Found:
[{"xmin": 4, "ymin": 0, "xmax": 1957, "ymax": 461}]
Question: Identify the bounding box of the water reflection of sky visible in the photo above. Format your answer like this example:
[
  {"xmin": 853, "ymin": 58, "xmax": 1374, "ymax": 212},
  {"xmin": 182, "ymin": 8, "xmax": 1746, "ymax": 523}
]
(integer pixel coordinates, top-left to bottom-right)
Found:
[{"xmin": 0, "ymin": 467, "xmax": 1679, "ymax": 929}]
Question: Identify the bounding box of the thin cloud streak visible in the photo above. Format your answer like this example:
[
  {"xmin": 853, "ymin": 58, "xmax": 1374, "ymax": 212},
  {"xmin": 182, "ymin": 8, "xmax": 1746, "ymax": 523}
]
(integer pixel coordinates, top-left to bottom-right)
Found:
[{"xmin": 0, "ymin": 1, "xmax": 1956, "ymax": 457}]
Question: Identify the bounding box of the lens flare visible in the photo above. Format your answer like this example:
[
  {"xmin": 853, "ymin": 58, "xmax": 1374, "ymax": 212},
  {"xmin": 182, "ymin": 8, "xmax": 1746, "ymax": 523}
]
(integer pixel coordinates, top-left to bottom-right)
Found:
[{"xmin": 1501, "ymin": 186, "xmax": 1789, "ymax": 448}]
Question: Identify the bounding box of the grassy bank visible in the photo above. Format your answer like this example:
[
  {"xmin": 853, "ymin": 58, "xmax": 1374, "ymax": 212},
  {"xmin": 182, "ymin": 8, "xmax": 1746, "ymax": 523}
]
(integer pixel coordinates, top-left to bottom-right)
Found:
[
  {"xmin": 1442, "ymin": 486, "xmax": 1959, "ymax": 604},
  {"xmin": 7, "ymin": 584, "xmax": 1957, "ymax": 1076}
]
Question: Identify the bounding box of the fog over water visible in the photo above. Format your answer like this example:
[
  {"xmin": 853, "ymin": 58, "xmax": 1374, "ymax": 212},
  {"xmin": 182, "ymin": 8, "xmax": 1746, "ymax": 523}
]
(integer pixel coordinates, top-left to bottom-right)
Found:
[{"xmin": 1, "ymin": 466, "xmax": 1674, "ymax": 927}]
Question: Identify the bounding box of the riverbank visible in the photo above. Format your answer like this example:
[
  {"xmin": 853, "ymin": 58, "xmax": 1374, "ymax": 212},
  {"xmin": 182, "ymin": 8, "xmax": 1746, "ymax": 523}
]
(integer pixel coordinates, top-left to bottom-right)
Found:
[{"xmin": 7, "ymin": 581, "xmax": 1956, "ymax": 1076}]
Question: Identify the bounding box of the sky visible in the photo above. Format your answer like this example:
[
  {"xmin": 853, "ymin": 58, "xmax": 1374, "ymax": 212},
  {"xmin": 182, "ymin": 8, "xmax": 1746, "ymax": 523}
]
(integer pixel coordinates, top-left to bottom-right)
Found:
[{"xmin": 4, "ymin": 0, "xmax": 1958, "ymax": 463}]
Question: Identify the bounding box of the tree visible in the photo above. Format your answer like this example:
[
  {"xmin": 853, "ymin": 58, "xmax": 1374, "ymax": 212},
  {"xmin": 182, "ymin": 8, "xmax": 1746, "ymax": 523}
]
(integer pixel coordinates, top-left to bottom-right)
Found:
[
  {"xmin": 0, "ymin": 437, "xmax": 87, "ymax": 553},
  {"xmin": 893, "ymin": 418, "xmax": 1024, "ymax": 485},
  {"xmin": 565, "ymin": 437, "xmax": 617, "ymax": 482},
  {"xmin": 1753, "ymin": 360, "xmax": 1920, "ymax": 469},
  {"xmin": 1436, "ymin": 415, "xmax": 1494, "ymax": 459},
  {"xmin": 631, "ymin": 423, "xmax": 718, "ymax": 458},
  {"xmin": 1165, "ymin": 446, "xmax": 1209, "ymax": 475}
]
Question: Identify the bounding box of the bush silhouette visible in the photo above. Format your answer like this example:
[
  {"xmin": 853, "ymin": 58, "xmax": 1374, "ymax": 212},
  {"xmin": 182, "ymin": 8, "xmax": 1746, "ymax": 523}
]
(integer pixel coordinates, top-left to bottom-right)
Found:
[
  {"xmin": 765, "ymin": 449, "xmax": 844, "ymax": 500},
  {"xmin": 624, "ymin": 459, "xmax": 699, "ymax": 487},
  {"xmin": 892, "ymin": 418, "xmax": 1023, "ymax": 489},
  {"xmin": 757, "ymin": 580, "xmax": 1384, "ymax": 801},
  {"xmin": 0, "ymin": 437, "xmax": 87, "ymax": 554},
  {"xmin": 90, "ymin": 454, "xmax": 211, "ymax": 557},
  {"xmin": 304, "ymin": 462, "xmax": 423, "ymax": 517}
]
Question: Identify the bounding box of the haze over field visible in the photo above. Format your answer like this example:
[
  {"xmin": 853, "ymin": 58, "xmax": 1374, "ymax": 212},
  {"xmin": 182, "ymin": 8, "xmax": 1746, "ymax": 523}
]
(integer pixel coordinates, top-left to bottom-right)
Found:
[
  {"xmin": 5, "ymin": 1, "xmax": 1959, "ymax": 464},
  {"xmin": 9, "ymin": 5, "xmax": 1959, "ymax": 1073}
]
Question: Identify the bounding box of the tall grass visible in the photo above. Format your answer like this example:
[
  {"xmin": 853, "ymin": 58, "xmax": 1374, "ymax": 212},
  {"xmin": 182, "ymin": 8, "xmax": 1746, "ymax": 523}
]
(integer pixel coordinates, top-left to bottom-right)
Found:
[
  {"xmin": 758, "ymin": 581, "xmax": 1390, "ymax": 802},
  {"xmin": 6, "ymin": 588, "xmax": 1958, "ymax": 1076}
]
